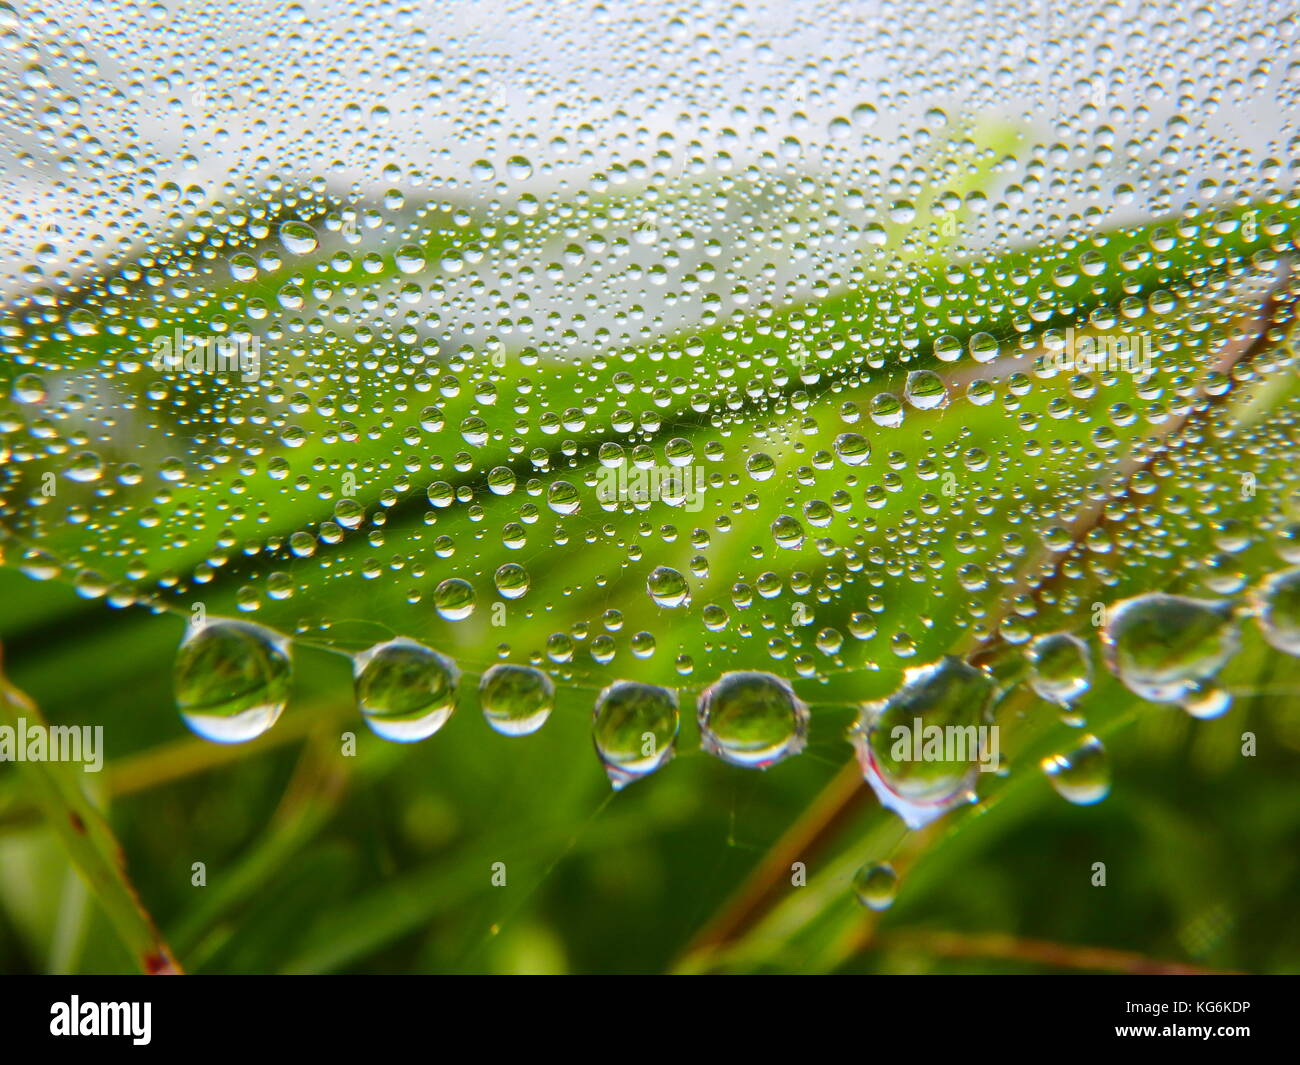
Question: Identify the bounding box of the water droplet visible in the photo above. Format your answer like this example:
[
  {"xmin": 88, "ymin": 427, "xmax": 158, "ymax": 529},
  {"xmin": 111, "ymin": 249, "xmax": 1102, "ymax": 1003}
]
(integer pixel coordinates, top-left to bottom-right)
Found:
[
  {"xmin": 66, "ymin": 307, "xmax": 99, "ymax": 336},
  {"xmin": 1102, "ymin": 594, "xmax": 1239, "ymax": 707},
  {"xmin": 852, "ymin": 861, "xmax": 898, "ymax": 910},
  {"xmin": 592, "ymin": 680, "xmax": 679, "ymax": 789},
  {"xmin": 904, "ymin": 369, "xmax": 947, "ymax": 410},
  {"xmin": 1026, "ymin": 632, "xmax": 1092, "ymax": 706},
  {"xmin": 354, "ymin": 638, "xmax": 459, "ymax": 742},
  {"xmin": 968, "ymin": 332, "xmax": 999, "ymax": 363},
  {"xmin": 745, "ymin": 452, "xmax": 776, "ymax": 481},
  {"xmin": 848, "ymin": 656, "xmax": 997, "ymax": 829},
  {"xmin": 869, "ymin": 392, "xmax": 904, "ymax": 428},
  {"xmin": 12, "ymin": 373, "xmax": 46, "ymax": 403},
  {"xmin": 697, "ymin": 671, "xmax": 809, "ymax": 768},
  {"xmin": 434, "ymin": 578, "xmax": 476, "ymax": 620},
  {"xmin": 505, "ymin": 155, "xmax": 533, "ymax": 180},
  {"xmin": 833, "ymin": 432, "xmax": 871, "ymax": 466},
  {"xmin": 1041, "ymin": 735, "xmax": 1110, "ymax": 804},
  {"xmin": 1250, "ymin": 567, "xmax": 1300, "ymax": 655},
  {"xmin": 494, "ymin": 562, "xmax": 530, "ymax": 600},
  {"xmin": 479, "ymin": 664, "xmax": 554, "ymax": 736},
  {"xmin": 394, "ymin": 244, "xmax": 426, "ymax": 274},
  {"xmin": 647, "ymin": 565, "xmax": 690, "ymax": 608},
  {"xmin": 771, "ymin": 514, "xmax": 805, "ymax": 550},
  {"xmin": 174, "ymin": 619, "xmax": 292, "ymax": 743},
  {"xmin": 278, "ymin": 219, "xmax": 319, "ymax": 255}
]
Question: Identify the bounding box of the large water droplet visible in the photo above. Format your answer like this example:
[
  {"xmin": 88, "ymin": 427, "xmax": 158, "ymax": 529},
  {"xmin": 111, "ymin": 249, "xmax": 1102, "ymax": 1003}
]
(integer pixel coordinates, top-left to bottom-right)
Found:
[
  {"xmin": 592, "ymin": 680, "xmax": 678, "ymax": 789},
  {"xmin": 1102, "ymin": 594, "xmax": 1239, "ymax": 707},
  {"xmin": 174, "ymin": 618, "xmax": 292, "ymax": 743},
  {"xmin": 647, "ymin": 565, "xmax": 690, "ymax": 608},
  {"xmin": 278, "ymin": 219, "xmax": 319, "ymax": 255},
  {"xmin": 354, "ymin": 638, "xmax": 459, "ymax": 742},
  {"xmin": 904, "ymin": 369, "xmax": 947, "ymax": 410},
  {"xmin": 1250, "ymin": 567, "xmax": 1300, "ymax": 655},
  {"xmin": 696, "ymin": 671, "xmax": 809, "ymax": 768},
  {"xmin": 848, "ymin": 656, "xmax": 997, "ymax": 829},
  {"xmin": 479, "ymin": 664, "xmax": 554, "ymax": 736}
]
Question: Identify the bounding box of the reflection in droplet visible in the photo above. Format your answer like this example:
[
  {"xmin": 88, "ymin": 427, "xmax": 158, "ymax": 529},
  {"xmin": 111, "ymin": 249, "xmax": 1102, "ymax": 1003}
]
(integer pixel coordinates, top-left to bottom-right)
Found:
[
  {"xmin": 479, "ymin": 664, "xmax": 554, "ymax": 736},
  {"xmin": 697, "ymin": 671, "xmax": 808, "ymax": 768},
  {"xmin": 852, "ymin": 861, "xmax": 899, "ymax": 910},
  {"xmin": 848, "ymin": 656, "xmax": 997, "ymax": 829},
  {"xmin": 1041, "ymin": 735, "xmax": 1110, "ymax": 804},
  {"xmin": 1102, "ymin": 594, "xmax": 1239, "ymax": 709},
  {"xmin": 174, "ymin": 618, "xmax": 292, "ymax": 743},
  {"xmin": 354, "ymin": 638, "xmax": 459, "ymax": 742},
  {"xmin": 592, "ymin": 680, "xmax": 679, "ymax": 789}
]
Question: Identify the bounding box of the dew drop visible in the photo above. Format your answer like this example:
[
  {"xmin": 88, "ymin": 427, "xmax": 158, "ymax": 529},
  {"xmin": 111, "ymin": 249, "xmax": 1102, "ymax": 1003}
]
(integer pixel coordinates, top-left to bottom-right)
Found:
[
  {"xmin": 968, "ymin": 332, "xmax": 999, "ymax": 363},
  {"xmin": 592, "ymin": 680, "xmax": 679, "ymax": 789},
  {"xmin": 869, "ymin": 392, "xmax": 904, "ymax": 428},
  {"xmin": 696, "ymin": 671, "xmax": 809, "ymax": 768},
  {"xmin": 833, "ymin": 432, "xmax": 871, "ymax": 466},
  {"xmin": 434, "ymin": 578, "xmax": 476, "ymax": 621},
  {"xmin": 1102, "ymin": 594, "xmax": 1239, "ymax": 707},
  {"xmin": 174, "ymin": 618, "xmax": 292, "ymax": 743},
  {"xmin": 1250, "ymin": 567, "xmax": 1300, "ymax": 655},
  {"xmin": 647, "ymin": 565, "xmax": 690, "ymax": 608},
  {"xmin": 852, "ymin": 861, "xmax": 898, "ymax": 911},
  {"xmin": 1026, "ymin": 632, "xmax": 1092, "ymax": 706},
  {"xmin": 848, "ymin": 656, "xmax": 997, "ymax": 829},
  {"xmin": 904, "ymin": 369, "xmax": 947, "ymax": 411},
  {"xmin": 354, "ymin": 637, "xmax": 459, "ymax": 742},
  {"xmin": 278, "ymin": 219, "xmax": 319, "ymax": 255},
  {"xmin": 1041, "ymin": 735, "xmax": 1110, "ymax": 805},
  {"xmin": 494, "ymin": 562, "xmax": 530, "ymax": 600},
  {"xmin": 745, "ymin": 452, "xmax": 776, "ymax": 481},
  {"xmin": 479, "ymin": 664, "xmax": 554, "ymax": 736},
  {"xmin": 771, "ymin": 514, "xmax": 805, "ymax": 550}
]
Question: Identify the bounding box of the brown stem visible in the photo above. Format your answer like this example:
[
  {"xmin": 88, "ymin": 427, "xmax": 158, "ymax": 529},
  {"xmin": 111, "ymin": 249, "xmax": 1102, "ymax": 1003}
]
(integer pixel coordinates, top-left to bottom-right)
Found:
[{"xmin": 873, "ymin": 929, "xmax": 1240, "ymax": 975}]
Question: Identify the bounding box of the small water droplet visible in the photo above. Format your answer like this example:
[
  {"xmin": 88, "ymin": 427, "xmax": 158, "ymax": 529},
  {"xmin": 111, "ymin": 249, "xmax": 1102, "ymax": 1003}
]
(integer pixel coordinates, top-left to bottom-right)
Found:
[
  {"xmin": 1026, "ymin": 632, "xmax": 1093, "ymax": 706},
  {"xmin": 1041, "ymin": 735, "xmax": 1110, "ymax": 804},
  {"xmin": 852, "ymin": 861, "xmax": 899, "ymax": 910}
]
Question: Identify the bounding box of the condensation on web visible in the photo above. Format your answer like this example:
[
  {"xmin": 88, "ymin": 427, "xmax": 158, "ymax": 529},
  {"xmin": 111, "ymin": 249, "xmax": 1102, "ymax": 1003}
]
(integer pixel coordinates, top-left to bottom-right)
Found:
[{"xmin": 1, "ymin": 0, "xmax": 1299, "ymax": 780}]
